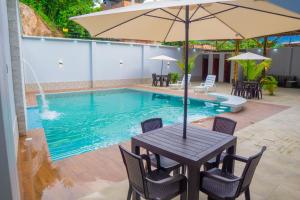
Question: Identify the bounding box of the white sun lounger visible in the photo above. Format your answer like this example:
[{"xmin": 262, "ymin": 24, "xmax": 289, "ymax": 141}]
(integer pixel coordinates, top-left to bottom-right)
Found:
[
  {"xmin": 169, "ymin": 74, "xmax": 191, "ymax": 89},
  {"xmin": 194, "ymin": 75, "xmax": 216, "ymax": 93},
  {"xmin": 208, "ymin": 92, "xmax": 247, "ymax": 112}
]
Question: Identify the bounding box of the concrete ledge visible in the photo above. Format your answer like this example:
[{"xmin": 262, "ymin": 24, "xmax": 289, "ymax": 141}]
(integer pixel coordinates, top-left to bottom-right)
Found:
[
  {"xmin": 208, "ymin": 92, "xmax": 247, "ymax": 112},
  {"xmin": 25, "ymin": 81, "xmax": 92, "ymax": 92},
  {"xmin": 93, "ymin": 78, "xmax": 150, "ymax": 88},
  {"xmin": 25, "ymin": 79, "xmax": 152, "ymax": 92}
]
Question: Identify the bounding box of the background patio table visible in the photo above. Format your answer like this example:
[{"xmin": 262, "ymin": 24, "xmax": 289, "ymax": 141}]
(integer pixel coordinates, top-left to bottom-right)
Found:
[
  {"xmin": 243, "ymin": 81, "xmax": 260, "ymax": 99},
  {"xmin": 156, "ymin": 74, "xmax": 168, "ymax": 87},
  {"xmin": 131, "ymin": 123, "xmax": 237, "ymax": 200}
]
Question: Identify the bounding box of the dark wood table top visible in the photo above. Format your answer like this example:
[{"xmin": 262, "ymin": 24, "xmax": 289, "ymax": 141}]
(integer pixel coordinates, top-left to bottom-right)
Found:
[
  {"xmin": 132, "ymin": 124, "xmax": 237, "ymax": 167},
  {"xmin": 156, "ymin": 74, "xmax": 168, "ymax": 77},
  {"xmin": 243, "ymin": 81, "xmax": 259, "ymax": 84}
]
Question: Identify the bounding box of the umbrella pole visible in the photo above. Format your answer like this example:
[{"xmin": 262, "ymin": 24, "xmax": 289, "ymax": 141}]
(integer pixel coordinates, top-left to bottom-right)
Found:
[
  {"xmin": 183, "ymin": 5, "xmax": 189, "ymax": 139},
  {"xmin": 262, "ymin": 36, "xmax": 268, "ymax": 77},
  {"xmin": 161, "ymin": 60, "xmax": 163, "ymax": 76},
  {"xmin": 234, "ymin": 40, "xmax": 240, "ymax": 81}
]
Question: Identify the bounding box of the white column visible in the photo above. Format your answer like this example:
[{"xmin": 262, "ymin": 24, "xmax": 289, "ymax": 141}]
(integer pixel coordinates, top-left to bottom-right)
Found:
[
  {"xmin": 208, "ymin": 53, "xmax": 213, "ymax": 74},
  {"xmin": 8, "ymin": 0, "xmax": 27, "ymax": 134},
  {"xmin": 141, "ymin": 45, "xmax": 144, "ymax": 81},
  {"xmin": 218, "ymin": 53, "xmax": 225, "ymax": 82}
]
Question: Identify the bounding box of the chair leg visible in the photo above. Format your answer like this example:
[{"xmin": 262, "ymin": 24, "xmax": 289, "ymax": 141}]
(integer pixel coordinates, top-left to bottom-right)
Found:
[
  {"xmin": 127, "ymin": 185, "xmax": 133, "ymax": 200},
  {"xmin": 258, "ymin": 91, "xmax": 262, "ymax": 99},
  {"xmin": 245, "ymin": 187, "xmax": 251, "ymax": 200},
  {"xmin": 181, "ymin": 165, "xmax": 186, "ymax": 175},
  {"xmin": 180, "ymin": 190, "xmax": 187, "ymax": 200}
]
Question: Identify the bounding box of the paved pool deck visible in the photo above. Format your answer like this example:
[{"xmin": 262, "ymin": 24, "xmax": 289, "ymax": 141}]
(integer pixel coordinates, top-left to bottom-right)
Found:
[{"xmin": 19, "ymin": 83, "xmax": 300, "ymax": 200}]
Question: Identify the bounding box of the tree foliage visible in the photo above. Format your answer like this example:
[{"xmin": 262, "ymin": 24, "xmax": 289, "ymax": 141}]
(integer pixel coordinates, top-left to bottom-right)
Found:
[
  {"xmin": 20, "ymin": 0, "xmax": 102, "ymax": 38},
  {"xmin": 261, "ymin": 75, "xmax": 278, "ymax": 95},
  {"xmin": 163, "ymin": 39, "xmax": 281, "ymax": 51},
  {"xmin": 237, "ymin": 59, "xmax": 272, "ymax": 81},
  {"xmin": 176, "ymin": 53, "xmax": 198, "ymax": 74},
  {"xmin": 170, "ymin": 72, "xmax": 180, "ymax": 83}
]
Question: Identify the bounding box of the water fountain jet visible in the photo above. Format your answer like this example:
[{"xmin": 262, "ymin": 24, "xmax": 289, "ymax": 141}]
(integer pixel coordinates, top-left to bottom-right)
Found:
[{"xmin": 23, "ymin": 59, "xmax": 61, "ymax": 120}]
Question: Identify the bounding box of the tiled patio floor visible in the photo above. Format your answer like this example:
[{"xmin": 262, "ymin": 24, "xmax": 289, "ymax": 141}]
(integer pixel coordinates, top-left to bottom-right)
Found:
[{"xmin": 19, "ymin": 83, "xmax": 300, "ymax": 200}]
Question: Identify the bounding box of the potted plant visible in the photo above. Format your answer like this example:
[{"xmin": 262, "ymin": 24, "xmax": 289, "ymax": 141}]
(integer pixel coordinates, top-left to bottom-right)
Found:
[
  {"xmin": 260, "ymin": 75, "xmax": 278, "ymax": 95},
  {"xmin": 237, "ymin": 59, "xmax": 272, "ymax": 81},
  {"xmin": 170, "ymin": 72, "xmax": 180, "ymax": 83}
]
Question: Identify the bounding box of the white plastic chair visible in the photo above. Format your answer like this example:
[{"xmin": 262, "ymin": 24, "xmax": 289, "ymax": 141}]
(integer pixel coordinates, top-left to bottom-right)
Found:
[
  {"xmin": 169, "ymin": 74, "xmax": 191, "ymax": 89},
  {"xmin": 194, "ymin": 75, "xmax": 216, "ymax": 93}
]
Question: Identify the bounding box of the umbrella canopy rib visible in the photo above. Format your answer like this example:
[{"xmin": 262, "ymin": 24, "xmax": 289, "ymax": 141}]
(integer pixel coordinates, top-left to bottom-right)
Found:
[
  {"xmin": 144, "ymin": 14, "xmax": 183, "ymax": 22},
  {"xmin": 199, "ymin": 5, "xmax": 246, "ymax": 39},
  {"xmin": 190, "ymin": 6, "xmax": 238, "ymax": 22},
  {"xmin": 219, "ymin": 2, "xmax": 300, "ymax": 20},
  {"xmin": 159, "ymin": 8, "xmax": 185, "ymax": 22},
  {"xmin": 189, "ymin": 4, "xmax": 202, "ymax": 20},
  {"xmin": 164, "ymin": 6, "xmax": 183, "ymax": 42},
  {"xmin": 95, "ymin": 9, "xmax": 159, "ymax": 37}
]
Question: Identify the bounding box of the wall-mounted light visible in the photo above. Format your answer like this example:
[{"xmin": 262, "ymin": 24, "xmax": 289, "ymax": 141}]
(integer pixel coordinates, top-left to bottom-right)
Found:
[
  {"xmin": 193, "ymin": 48, "xmax": 196, "ymax": 52},
  {"xmin": 273, "ymin": 48, "xmax": 278, "ymax": 52},
  {"xmin": 119, "ymin": 60, "xmax": 124, "ymax": 67},
  {"xmin": 177, "ymin": 47, "xmax": 181, "ymax": 51},
  {"xmin": 257, "ymin": 49, "xmax": 262, "ymax": 53},
  {"xmin": 167, "ymin": 62, "xmax": 170, "ymax": 69},
  {"xmin": 58, "ymin": 59, "xmax": 64, "ymax": 69},
  {"xmin": 41, "ymin": 38, "xmax": 45, "ymax": 42}
]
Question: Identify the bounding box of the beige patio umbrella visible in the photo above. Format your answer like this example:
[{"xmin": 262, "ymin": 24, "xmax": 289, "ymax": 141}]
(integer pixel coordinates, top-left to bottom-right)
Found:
[
  {"xmin": 71, "ymin": 0, "xmax": 300, "ymax": 138},
  {"xmin": 150, "ymin": 55, "xmax": 177, "ymax": 76},
  {"xmin": 227, "ymin": 52, "xmax": 271, "ymax": 61},
  {"xmin": 228, "ymin": 52, "xmax": 271, "ymax": 80}
]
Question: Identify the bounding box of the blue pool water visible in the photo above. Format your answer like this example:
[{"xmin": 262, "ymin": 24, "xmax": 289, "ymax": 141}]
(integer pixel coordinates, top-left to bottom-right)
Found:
[
  {"xmin": 27, "ymin": 107, "xmax": 43, "ymax": 130},
  {"xmin": 28, "ymin": 88, "xmax": 230, "ymax": 161}
]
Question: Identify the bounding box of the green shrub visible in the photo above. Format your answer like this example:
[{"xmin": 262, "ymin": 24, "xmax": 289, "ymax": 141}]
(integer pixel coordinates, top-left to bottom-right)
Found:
[
  {"xmin": 176, "ymin": 53, "xmax": 198, "ymax": 74},
  {"xmin": 261, "ymin": 75, "xmax": 278, "ymax": 95},
  {"xmin": 237, "ymin": 59, "xmax": 272, "ymax": 81},
  {"xmin": 170, "ymin": 72, "xmax": 180, "ymax": 83}
]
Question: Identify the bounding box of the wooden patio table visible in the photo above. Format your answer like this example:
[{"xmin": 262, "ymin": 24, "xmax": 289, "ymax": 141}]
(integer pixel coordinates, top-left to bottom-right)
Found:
[
  {"xmin": 131, "ymin": 123, "xmax": 237, "ymax": 200},
  {"xmin": 156, "ymin": 74, "xmax": 168, "ymax": 87}
]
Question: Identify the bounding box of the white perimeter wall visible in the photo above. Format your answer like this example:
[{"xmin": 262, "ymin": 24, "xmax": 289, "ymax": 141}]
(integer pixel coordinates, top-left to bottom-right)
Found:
[
  {"xmin": 93, "ymin": 42, "xmax": 143, "ymax": 80},
  {"xmin": 250, "ymin": 47, "xmax": 300, "ymax": 79},
  {"xmin": 22, "ymin": 38, "xmax": 91, "ymax": 83},
  {"xmin": 23, "ymin": 36, "xmax": 300, "ymax": 86},
  {"xmin": 22, "ymin": 36, "xmax": 186, "ymax": 85}
]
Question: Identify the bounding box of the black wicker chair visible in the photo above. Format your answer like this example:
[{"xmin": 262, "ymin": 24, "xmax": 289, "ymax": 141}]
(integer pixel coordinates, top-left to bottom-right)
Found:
[
  {"xmin": 254, "ymin": 83, "xmax": 263, "ymax": 99},
  {"xmin": 141, "ymin": 118, "xmax": 183, "ymax": 174},
  {"xmin": 231, "ymin": 79, "xmax": 236, "ymax": 95},
  {"xmin": 234, "ymin": 81, "xmax": 245, "ymax": 97},
  {"xmin": 119, "ymin": 145, "xmax": 187, "ymax": 200},
  {"xmin": 166, "ymin": 73, "xmax": 172, "ymax": 87},
  {"xmin": 204, "ymin": 117, "xmax": 237, "ymax": 170},
  {"xmin": 152, "ymin": 73, "xmax": 158, "ymax": 86},
  {"xmin": 200, "ymin": 146, "xmax": 266, "ymax": 200}
]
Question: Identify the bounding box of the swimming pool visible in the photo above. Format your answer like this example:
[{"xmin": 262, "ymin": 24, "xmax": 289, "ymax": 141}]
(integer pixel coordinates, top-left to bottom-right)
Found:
[{"xmin": 28, "ymin": 88, "xmax": 230, "ymax": 161}]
